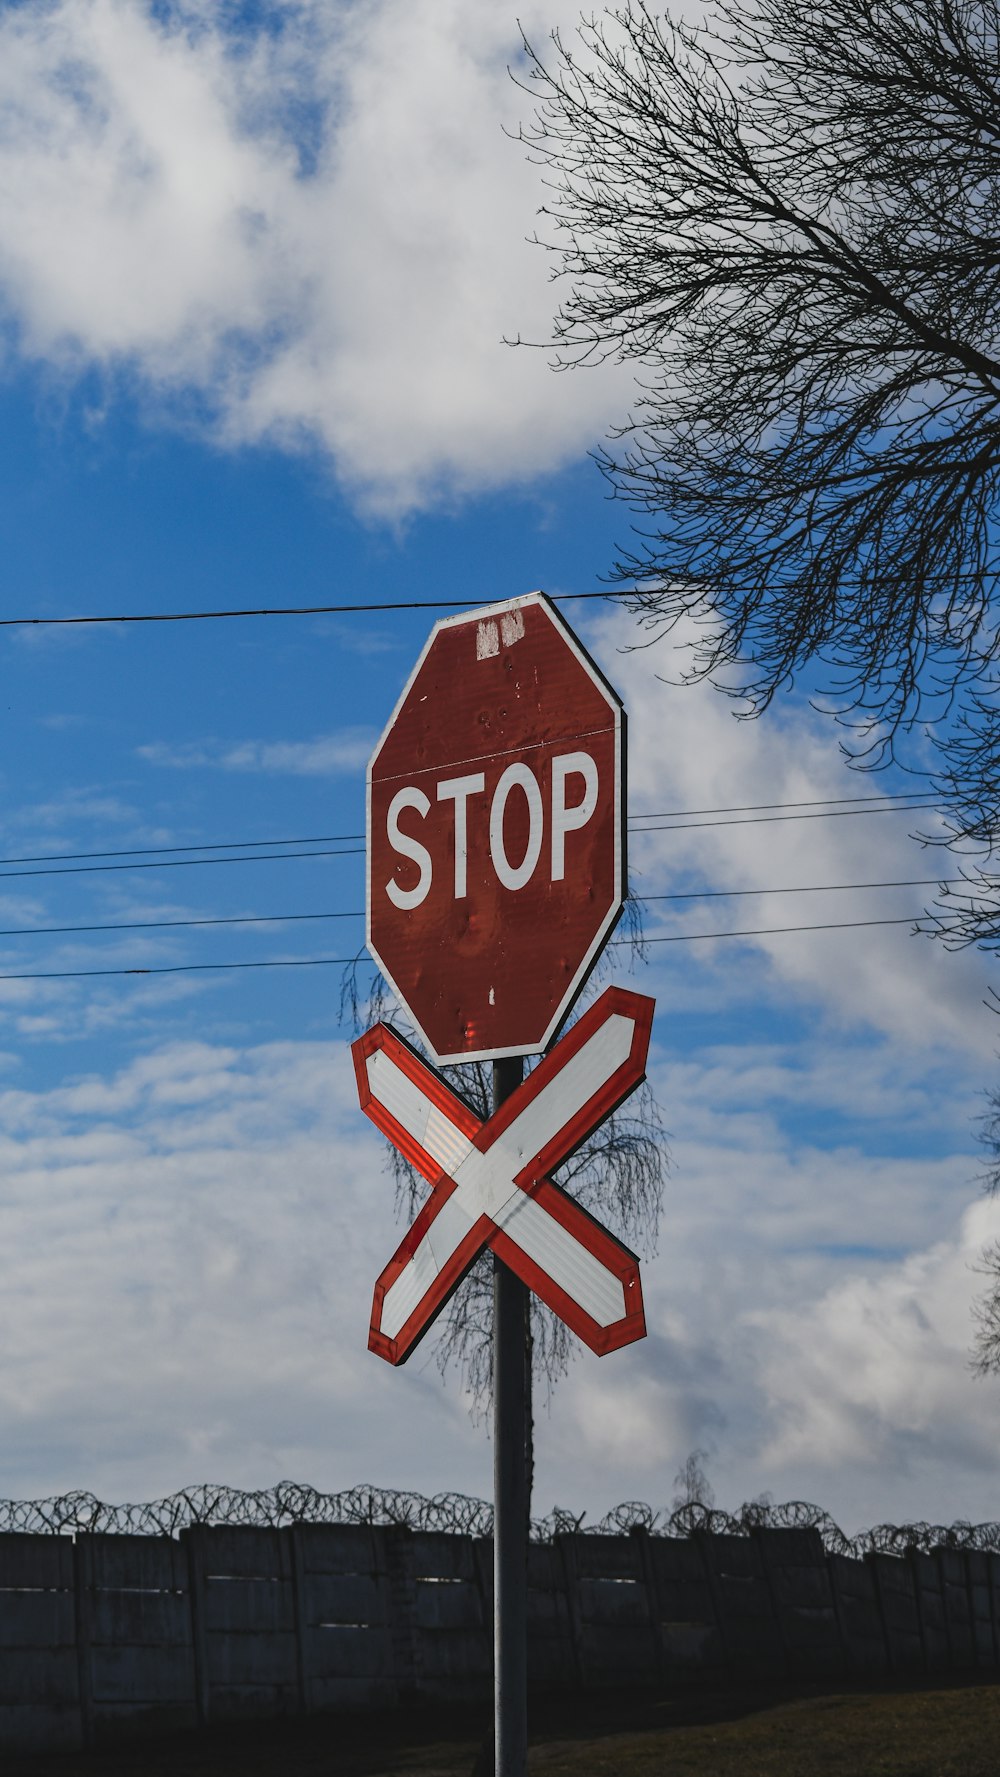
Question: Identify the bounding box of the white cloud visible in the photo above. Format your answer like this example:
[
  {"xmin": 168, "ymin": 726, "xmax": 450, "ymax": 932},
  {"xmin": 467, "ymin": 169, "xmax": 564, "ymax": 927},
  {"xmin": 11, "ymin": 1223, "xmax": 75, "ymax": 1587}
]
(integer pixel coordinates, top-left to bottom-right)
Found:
[
  {"xmin": 534, "ymin": 1045, "xmax": 999, "ymax": 1532},
  {"xmin": 138, "ymin": 728, "xmax": 374, "ymax": 773},
  {"xmin": 0, "ymin": 0, "xmax": 627, "ymax": 514},
  {"xmin": 0, "ymin": 1012, "xmax": 990, "ymax": 1534},
  {"xmin": 0, "ymin": 1033, "xmax": 492, "ymax": 1500},
  {"xmin": 642, "ymin": 1194, "xmax": 1000, "ymax": 1533},
  {"xmin": 584, "ymin": 608, "xmax": 995, "ymax": 1058},
  {"xmin": 5, "ymin": 790, "xmax": 140, "ymax": 831},
  {"xmin": 36, "ymin": 713, "xmax": 92, "ymax": 731},
  {"xmin": 746, "ymin": 1197, "xmax": 1000, "ymax": 1478}
]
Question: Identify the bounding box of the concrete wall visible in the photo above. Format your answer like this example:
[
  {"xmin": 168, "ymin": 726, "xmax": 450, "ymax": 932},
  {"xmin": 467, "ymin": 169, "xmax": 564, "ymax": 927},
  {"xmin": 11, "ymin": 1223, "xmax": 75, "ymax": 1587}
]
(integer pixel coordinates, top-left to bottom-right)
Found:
[{"xmin": 0, "ymin": 1524, "xmax": 997, "ymax": 1753}]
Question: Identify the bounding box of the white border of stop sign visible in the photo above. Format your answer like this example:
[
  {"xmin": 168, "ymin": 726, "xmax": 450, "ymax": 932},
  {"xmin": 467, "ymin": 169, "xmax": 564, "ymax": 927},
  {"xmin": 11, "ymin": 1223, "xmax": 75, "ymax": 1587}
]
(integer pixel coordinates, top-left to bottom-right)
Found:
[{"xmin": 365, "ymin": 590, "xmax": 626, "ymax": 1064}]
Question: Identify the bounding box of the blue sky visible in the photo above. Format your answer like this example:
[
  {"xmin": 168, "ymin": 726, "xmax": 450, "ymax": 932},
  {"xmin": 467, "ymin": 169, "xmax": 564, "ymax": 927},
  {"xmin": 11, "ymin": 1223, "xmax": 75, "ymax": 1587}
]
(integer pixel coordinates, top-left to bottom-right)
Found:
[{"xmin": 0, "ymin": 0, "xmax": 996, "ymax": 1538}]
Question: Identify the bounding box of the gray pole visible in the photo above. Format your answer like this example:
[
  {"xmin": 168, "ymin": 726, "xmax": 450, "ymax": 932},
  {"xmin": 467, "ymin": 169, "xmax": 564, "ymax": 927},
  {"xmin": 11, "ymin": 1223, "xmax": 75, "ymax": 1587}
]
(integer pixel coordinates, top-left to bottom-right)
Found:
[{"xmin": 493, "ymin": 1054, "xmax": 527, "ymax": 1777}]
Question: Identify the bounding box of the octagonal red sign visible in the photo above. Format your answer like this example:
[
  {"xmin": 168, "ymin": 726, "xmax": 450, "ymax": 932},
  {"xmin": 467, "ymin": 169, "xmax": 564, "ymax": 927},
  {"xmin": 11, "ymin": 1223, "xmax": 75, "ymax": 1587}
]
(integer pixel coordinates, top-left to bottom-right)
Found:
[{"xmin": 366, "ymin": 592, "xmax": 625, "ymax": 1063}]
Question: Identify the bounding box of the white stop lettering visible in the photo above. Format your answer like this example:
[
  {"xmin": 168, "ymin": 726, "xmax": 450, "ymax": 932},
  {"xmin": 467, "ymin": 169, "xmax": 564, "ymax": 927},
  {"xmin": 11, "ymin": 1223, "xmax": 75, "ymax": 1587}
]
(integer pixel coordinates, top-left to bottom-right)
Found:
[{"xmin": 383, "ymin": 750, "xmax": 599, "ymax": 906}]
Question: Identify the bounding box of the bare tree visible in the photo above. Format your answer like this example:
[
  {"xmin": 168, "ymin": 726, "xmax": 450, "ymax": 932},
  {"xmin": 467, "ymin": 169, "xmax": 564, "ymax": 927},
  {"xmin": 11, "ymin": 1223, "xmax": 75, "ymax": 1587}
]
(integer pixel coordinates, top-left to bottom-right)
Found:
[
  {"xmin": 515, "ymin": 0, "xmax": 1000, "ymax": 937},
  {"xmin": 343, "ymin": 911, "xmax": 668, "ymax": 1515},
  {"xmin": 671, "ymin": 1448, "xmax": 715, "ymax": 1512}
]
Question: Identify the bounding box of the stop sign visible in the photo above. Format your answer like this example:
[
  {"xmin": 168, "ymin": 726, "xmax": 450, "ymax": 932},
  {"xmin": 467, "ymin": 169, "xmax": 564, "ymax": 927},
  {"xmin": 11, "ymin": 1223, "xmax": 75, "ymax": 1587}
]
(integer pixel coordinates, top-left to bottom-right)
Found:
[{"xmin": 366, "ymin": 592, "xmax": 625, "ymax": 1063}]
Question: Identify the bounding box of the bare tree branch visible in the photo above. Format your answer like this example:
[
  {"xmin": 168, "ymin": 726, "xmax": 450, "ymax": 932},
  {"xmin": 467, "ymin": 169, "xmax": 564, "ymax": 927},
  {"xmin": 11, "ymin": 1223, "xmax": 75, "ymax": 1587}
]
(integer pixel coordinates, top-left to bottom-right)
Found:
[{"xmin": 515, "ymin": 0, "xmax": 1000, "ymax": 938}]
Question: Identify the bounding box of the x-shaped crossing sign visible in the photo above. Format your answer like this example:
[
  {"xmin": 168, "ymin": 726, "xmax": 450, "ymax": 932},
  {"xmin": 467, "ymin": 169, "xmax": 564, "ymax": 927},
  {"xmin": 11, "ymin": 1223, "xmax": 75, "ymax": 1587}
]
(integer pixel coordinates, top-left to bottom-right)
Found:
[{"xmin": 353, "ymin": 985, "xmax": 654, "ymax": 1365}]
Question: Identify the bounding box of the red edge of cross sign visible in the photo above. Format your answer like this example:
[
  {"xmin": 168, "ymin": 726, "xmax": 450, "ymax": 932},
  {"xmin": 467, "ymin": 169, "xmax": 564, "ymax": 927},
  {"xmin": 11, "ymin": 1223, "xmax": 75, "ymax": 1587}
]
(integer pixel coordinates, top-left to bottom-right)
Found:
[{"xmin": 353, "ymin": 984, "xmax": 654, "ymax": 1366}]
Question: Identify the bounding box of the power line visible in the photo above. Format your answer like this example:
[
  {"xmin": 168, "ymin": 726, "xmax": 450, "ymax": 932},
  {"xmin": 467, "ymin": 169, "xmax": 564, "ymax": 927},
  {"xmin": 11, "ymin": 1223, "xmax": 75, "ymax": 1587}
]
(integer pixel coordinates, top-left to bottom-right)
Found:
[
  {"xmin": 0, "ymin": 846, "xmax": 363, "ymax": 883},
  {"xmin": 629, "ymin": 792, "xmax": 932, "ymax": 820},
  {"xmin": 0, "ymin": 878, "xmax": 951, "ymax": 942},
  {"xmin": 0, "ymin": 834, "xmax": 365, "ymax": 866},
  {"xmin": 632, "ymin": 803, "xmax": 942, "ymax": 834},
  {"xmin": 0, "ymin": 913, "xmax": 931, "ymax": 982},
  {"xmin": 0, "ymin": 910, "xmax": 363, "ymax": 939},
  {"xmin": 636, "ymin": 915, "xmax": 924, "ymax": 944},
  {"xmin": 0, "ymin": 591, "xmax": 625, "ymax": 630},
  {"xmin": 0, "ymin": 877, "xmax": 953, "ymax": 941},
  {"xmin": 1, "ymin": 573, "xmax": 994, "ymax": 630},
  {"xmin": 640, "ymin": 877, "xmax": 955, "ymax": 903},
  {"xmin": 0, "ymin": 790, "xmax": 943, "ymax": 871},
  {"xmin": 0, "ymin": 956, "xmax": 364, "ymax": 982}
]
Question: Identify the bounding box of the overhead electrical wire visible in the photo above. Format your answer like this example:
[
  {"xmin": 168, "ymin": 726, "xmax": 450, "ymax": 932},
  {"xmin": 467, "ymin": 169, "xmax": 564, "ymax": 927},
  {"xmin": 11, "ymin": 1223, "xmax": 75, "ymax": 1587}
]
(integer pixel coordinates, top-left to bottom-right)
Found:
[
  {"xmin": 0, "ymin": 575, "xmax": 992, "ymax": 628},
  {"xmin": 0, "ymin": 789, "xmax": 944, "ymax": 875},
  {"xmin": 0, "ymin": 910, "xmax": 363, "ymax": 939},
  {"xmin": 0, "ymin": 846, "xmax": 363, "ymax": 883},
  {"xmin": 0, "ymin": 790, "xmax": 952, "ymax": 976},
  {"xmin": 0, "ymin": 879, "xmax": 959, "ymax": 942},
  {"xmin": 0, "ymin": 570, "xmax": 962, "ymax": 984},
  {"xmin": 638, "ymin": 915, "xmax": 924, "ymax": 945},
  {"xmin": 632, "ymin": 803, "xmax": 942, "ymax": 833},
  {"xmin": 0, "ymin": 957, "xmax": 365, "ymax": 982},
  {"xmin": 640, "ymin": 877, "xmax": 957, "ymax": 903},
  {"xmin": 629, "ymin": 792, "xmax": 932, "ymax": 820},
  {"xmin": 0, "ymin": 913, "xmax": 933, "ymax": 982},
  {"xmin": 0, "ymin": 591, "xmax": 625, "ymax": 629},
  {"xmin": 0, "ymin": 834, "xmax": 366, "ymax": 866}
]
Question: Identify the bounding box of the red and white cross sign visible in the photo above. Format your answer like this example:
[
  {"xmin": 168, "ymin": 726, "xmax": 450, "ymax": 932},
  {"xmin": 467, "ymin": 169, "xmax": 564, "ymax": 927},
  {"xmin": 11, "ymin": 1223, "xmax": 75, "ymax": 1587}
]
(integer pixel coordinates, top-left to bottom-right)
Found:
[{"xmin": 353, "ymin": 986, "xmax": 654, "ymax": 1365}]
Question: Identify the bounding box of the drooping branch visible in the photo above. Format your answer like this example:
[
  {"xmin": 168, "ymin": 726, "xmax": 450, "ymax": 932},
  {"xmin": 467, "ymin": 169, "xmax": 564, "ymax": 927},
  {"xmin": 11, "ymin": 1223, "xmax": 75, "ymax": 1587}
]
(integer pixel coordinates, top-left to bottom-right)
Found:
[{"xmin": 516, "ymin": 0, "xmax": 1000, "ymax": 925}]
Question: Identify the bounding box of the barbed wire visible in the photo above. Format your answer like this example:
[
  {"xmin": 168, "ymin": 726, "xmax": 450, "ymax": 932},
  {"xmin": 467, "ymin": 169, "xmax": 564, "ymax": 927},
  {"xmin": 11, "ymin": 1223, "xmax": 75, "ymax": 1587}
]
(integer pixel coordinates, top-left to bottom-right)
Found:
[
  {"xmin": 1, "ymin": 1483, "xmax": 998, "ymax": 1558},
  {"xmin": 0, "ymin": 1484, "xmax": 495, "ymax": 1540}
]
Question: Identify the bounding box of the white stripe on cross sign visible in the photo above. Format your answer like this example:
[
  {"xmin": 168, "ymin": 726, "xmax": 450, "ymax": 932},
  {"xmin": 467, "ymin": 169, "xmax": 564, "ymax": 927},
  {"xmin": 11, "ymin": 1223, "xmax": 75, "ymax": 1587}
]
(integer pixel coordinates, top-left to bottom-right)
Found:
[{"xmin": 353, "ymin": 985, "xmax": 654, "ymax": 1364}]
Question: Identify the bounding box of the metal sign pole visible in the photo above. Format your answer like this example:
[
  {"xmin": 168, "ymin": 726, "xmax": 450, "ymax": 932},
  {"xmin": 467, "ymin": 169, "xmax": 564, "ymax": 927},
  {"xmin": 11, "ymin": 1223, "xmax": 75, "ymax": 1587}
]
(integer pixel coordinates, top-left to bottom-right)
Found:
[
  {"xmin": 359, "ymin": 594, "xmax": 646, "ymax": 1774},
  {"xmin": 493, "ymin": 1054, "xmax": 527, "ymax": 1777}
]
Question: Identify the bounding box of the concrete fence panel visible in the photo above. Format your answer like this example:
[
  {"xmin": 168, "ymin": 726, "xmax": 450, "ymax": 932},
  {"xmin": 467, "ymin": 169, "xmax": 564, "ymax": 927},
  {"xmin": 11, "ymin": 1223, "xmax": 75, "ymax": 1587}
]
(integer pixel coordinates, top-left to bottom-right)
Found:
[
  {"xmin": 639, "ymin": 1531, "xmax": 725, "ymax": 1685},
  {"xmin": 76, "ymin": 1534, "xmax": 195, "ymax": 1742},
  {"xmin": 908, "ymin": 1550, "xmax": 949, "ymax": 1671},
  {"xmin": 408, "ymin": 1530, "xmax": 491, "ymax": 1701},
  {"xmin": 827, "ymin": 1553, "xmax": 889, "ymax": 1679},
  {"xmin": 184, "ymin": 1527, "xmax": 299, "ymax": 1721},
  {"xmin": 987, "ymin": 1551, "xmax": 1000, "ymax": 1667},
  {"xmin": 965, "ymin": 1551, "xmax": 996, "ymax": 1670},
  {"xmin": 0, "ymin": 1534, "xmax": 80, "ymax": 1753},
  {"xmin": 752, "ymin": 1528, "xmax": 846, "ymax": 1681},
  {"xmin": 868, "ymin": 1553, "xmax": 924, "ymax": 1675},
  {"xmin": 937, "ymin": 1547, "xmax": 975, "ymax": 1670},
  {"xmin": 557, "ymin": 1533, "xmax": 659, "ymax": 1688},
  {"xmin": 696, "ymin": 1532, "xmax": 785, "ymax": 1678},
  {"xmin": 523, "ymin": 1541, "xmax": 576, "ymax": 1692},
  {"xmin": 290, "ymin": 1523, "xmax": 396, "ymax": 1714}
]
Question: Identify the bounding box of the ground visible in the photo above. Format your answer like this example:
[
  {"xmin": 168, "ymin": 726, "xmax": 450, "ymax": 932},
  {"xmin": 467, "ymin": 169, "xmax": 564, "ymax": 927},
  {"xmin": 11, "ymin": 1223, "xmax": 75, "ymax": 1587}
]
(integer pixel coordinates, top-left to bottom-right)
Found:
[{"xmin": 8, "ymin": 1678, "xmax": 1000, "ymax": 1776}]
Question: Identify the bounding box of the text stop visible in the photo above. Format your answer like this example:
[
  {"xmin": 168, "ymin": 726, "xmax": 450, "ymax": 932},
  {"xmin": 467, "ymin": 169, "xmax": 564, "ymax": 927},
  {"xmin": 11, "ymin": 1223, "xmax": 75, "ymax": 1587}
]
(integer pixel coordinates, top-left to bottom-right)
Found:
[{"xmin": 384, "ymin": 749, "xmax": 599, "ymax": 909}]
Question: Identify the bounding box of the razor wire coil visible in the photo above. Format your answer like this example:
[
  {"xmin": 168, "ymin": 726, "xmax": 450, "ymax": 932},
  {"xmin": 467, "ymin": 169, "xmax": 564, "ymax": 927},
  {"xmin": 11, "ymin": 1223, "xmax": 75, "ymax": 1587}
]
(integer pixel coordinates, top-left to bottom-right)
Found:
[{"xmin": 0, "ymin": 1482, "xmax": 996, "ymax": 1559}]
